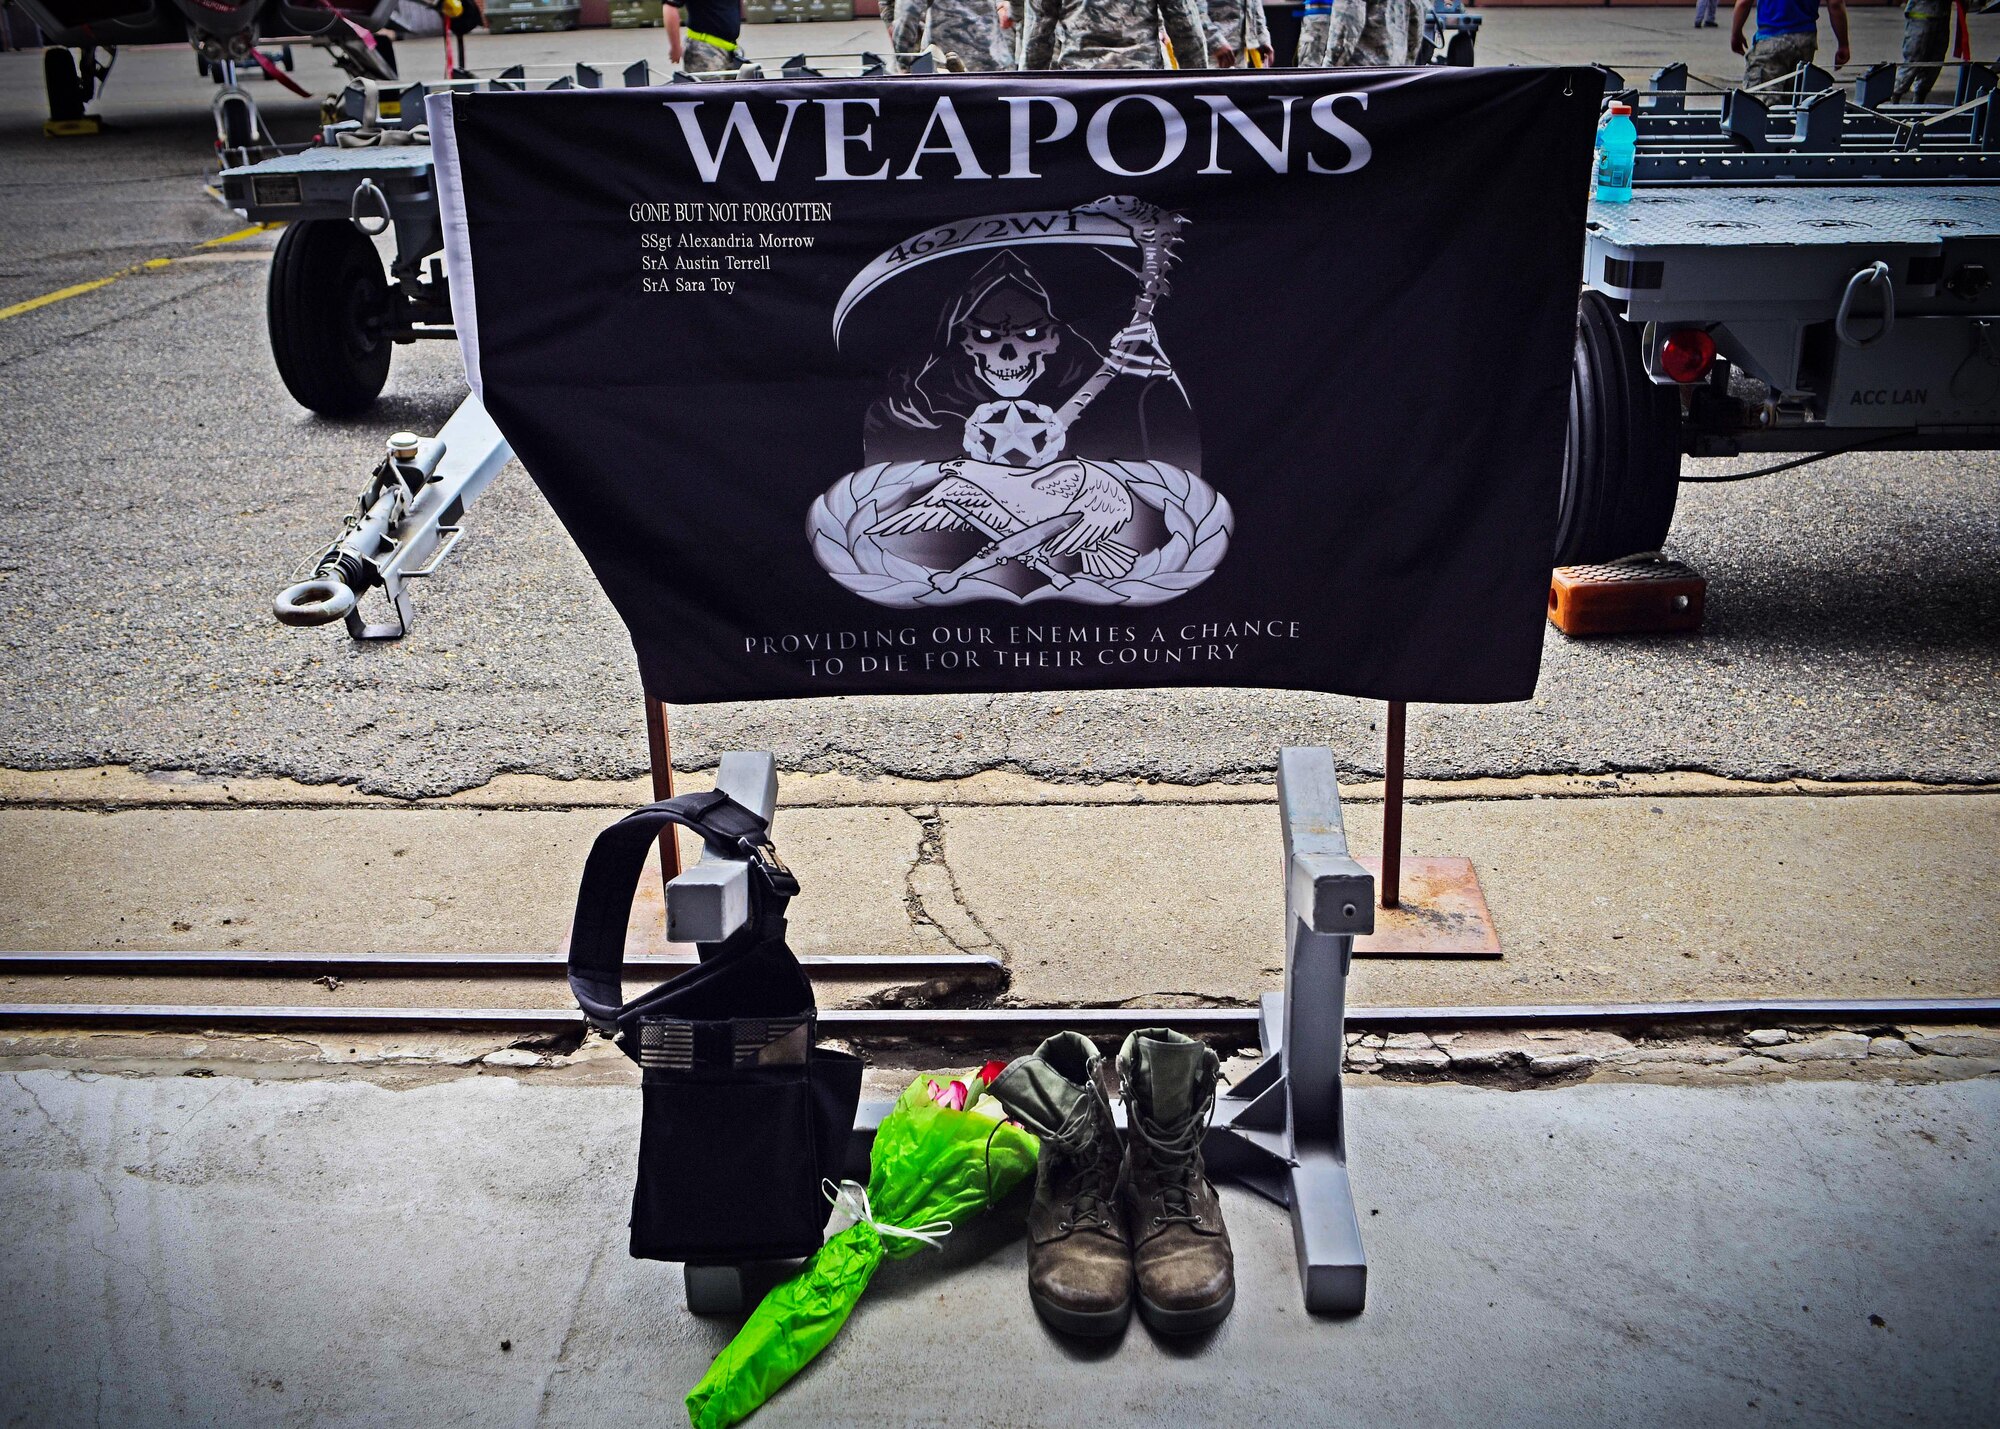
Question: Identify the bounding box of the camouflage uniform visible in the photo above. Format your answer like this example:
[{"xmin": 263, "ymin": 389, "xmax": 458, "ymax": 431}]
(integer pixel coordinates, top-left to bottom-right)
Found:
[
  {"xmin": 1022, "ymin": 0, "xmax": 1210, "ymax": 69},
  {"xmin": 895, "ymin": 0, "xmax": 1013, "ymax": 69},
  {"xmin": 1742, "ymin": 30, "xmax": 1816, "ymax": 87},
  {"xmin": 1891, "ymin": 0, "xmax": 1951, "ymax": 102},
  {"xmin": 682, "ymin": 35, "xmax": 742, "ymax": 70},
  {"xmin": 1358, "ymin": 0, "xmax": 1422, "ymax": 64},
  {"xmin": 1299, "ymin": 0, "xmax": 1408, "ymax": 65},
  {"xmin": 1340, "ymin": 0, "xmax": 1418, "ymax": 63},
  {"xmin": 1295, "ymin": 0, "xmax": 1328, "ymax": 66},
  {"xmin": 1329, "ymin": 0, "xmax": 1365, "ymax": 62},
  {"xmin": 1197, "ymin": 0, "xmax": 1271, "ymax": 63}
]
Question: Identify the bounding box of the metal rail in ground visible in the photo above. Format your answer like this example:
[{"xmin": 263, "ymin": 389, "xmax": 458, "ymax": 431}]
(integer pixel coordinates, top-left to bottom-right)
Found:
[
  {"xmin": 2, "ymin": 998, "xmax": 1992, "ymax": 1034},
  {"xmin": 0, "ymin": 951, "xmax": 1001, "ymax": 978}
]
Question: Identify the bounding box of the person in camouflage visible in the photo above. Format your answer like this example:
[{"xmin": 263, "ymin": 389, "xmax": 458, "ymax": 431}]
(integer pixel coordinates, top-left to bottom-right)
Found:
[
  {"xmin": 1200, "ymin": 0, "xmax": 1273, "ymax": 66},
  {"xmin": 1352, "ymin": 0, "xmax": 1422, "ymax": 63},
  {"xmin": 1022, "ymin": 0, "xmax": 1215, "ymax": 68},
  {"xmin": 1296, "ymin": 0, "xmax": 1414, "ymax": 65},
  {"xmin": 1730, "ymin": 0, "xmax": 1850, "ymax": 88},
  {"xmin": 680, "ymin": 0, "xmax": 746, "ymax": 71},
  {"xmin": 1891, "ymin": 0, "xmax": 1952, "ymax": 102},
  {"xmin": 895, "ymin": 0, "xmax": 1013, "ymax": 69},
  {"xmin": 1294, "ymin": 0, "xmax": 1328, "ymax": 66},
  {"xmin": 1738, "ymin": 28, "xmax": 1815, "ymax": 84}
]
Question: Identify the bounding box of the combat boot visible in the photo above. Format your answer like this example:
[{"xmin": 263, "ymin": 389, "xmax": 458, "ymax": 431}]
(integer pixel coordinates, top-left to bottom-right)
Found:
[
  {"xmin": 1118, "ymin": 1028, "xmax": 1234, "ymax": 1335},
  {"xmin": 990, "ymin": 1032, "xmax": 1133, "ymax": 1337}
]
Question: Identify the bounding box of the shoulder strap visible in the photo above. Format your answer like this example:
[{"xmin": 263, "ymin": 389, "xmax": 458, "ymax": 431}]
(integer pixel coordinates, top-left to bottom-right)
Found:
[{"xmin": 567, "ymin": 791, "xmax": 797, "ymax": 1029}]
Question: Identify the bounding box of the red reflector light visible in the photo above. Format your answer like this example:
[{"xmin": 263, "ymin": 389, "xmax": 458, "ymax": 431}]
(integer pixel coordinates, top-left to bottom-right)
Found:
[{"xmin": 1660, "ymin": 328, "xmax": 1716, "ymax": 384}]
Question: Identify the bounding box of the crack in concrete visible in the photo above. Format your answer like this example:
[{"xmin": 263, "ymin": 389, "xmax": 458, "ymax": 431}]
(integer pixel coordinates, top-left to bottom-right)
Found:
[
  {"xmin": 898, "ymin": 808, "xmax": 1010, "ymax": 963},
  {"xmin": 533, "ymin": 1233, "xmax": 611, "ymax": 1425},
  {"xmin": 17, "ymin": 1073, "xmax": 140, "ymax": 1424}
]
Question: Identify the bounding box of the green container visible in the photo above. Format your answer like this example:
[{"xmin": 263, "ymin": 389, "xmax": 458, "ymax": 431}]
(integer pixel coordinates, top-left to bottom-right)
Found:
[
  {"xmin": 609, "ymin": 0, "xmax": 662, "ymax": 24},
  {"xmin": 741, "ymin": 0, "xmax": 774, "ymax": 19},
  {"xmin": 485, "ymin": 0, "xmax": 580, "ymax": 30},
  {"xmin": 767, "ymin": 0, "xmax": 806, "ymax": 19},
  {"xmin": 804, "ymin": 0, "xmax": 852, "ymax": 17}
]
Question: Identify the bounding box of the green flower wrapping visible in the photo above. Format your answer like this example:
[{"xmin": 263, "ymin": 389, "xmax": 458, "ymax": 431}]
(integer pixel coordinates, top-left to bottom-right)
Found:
[{"xmin": 685, "ymin": 1070, "xmax": 1039, "ymax": 1429}]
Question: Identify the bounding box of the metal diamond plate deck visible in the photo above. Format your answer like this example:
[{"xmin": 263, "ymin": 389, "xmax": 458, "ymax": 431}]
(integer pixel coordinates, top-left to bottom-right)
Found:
[
  {"xmin": 220, "ymin": 145, "xmax": 435, "ymax": 180},
  {"xmin": 1587, "ymin": 186, "xmax": 2000, "ymax": 251}
]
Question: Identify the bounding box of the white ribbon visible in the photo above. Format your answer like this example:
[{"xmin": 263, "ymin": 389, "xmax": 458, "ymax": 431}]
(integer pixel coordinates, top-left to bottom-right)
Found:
[{"xmin": 821, "ymin": 1179, "xmax": 953, "ymax": 1251}]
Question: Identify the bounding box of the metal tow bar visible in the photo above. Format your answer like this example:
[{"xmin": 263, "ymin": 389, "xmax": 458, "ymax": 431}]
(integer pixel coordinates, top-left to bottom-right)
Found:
[{"xmin": 273, "ymin": 393, "xmax": 512, "ymax": 639}]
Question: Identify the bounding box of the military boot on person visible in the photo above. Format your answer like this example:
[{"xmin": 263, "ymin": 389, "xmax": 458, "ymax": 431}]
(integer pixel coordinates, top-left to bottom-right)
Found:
[
  {"xmin": 1118, "ymin": 1027, "xmax": 1234, "ymax": 1334},
  {"xmin": 990, "ymin": 1032, "xmax": 1133, "ymax": 1336}
]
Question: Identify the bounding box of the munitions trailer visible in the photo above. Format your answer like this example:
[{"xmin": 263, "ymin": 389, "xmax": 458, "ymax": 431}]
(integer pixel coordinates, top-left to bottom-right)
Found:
[{"xmin": 1562, "ymin": 60, "xmax": 2000, "ymax": 565}]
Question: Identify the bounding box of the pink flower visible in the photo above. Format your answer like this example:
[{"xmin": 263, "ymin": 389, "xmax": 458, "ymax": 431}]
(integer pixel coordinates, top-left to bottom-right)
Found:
[
  {"xmin": 975, "ymin": 1060, "xmax": 1008, "ymax": 1088},
  {"xmin": 927, "ymin": 1078, "xmax": 969, "ymax": 1111}
]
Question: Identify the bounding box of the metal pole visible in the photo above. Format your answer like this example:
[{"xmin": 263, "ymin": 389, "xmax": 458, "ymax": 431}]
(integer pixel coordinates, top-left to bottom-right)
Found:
[
  {"xmin": 644, "ymin": 694, "xmax": 683, "ymax": 883},
  {"xmin": 1382, "ymin": 701, "xmax": 1405, "ymax": 910}
]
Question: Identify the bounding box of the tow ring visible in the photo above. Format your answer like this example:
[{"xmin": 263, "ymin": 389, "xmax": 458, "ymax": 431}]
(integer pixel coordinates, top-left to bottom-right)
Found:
[
  {"xmin": 1835, "ymin": 261, "xmax": 1895, "ymax": 349},
  {"xmin": 274, "ymin": 577, "xmax": 358, "ymax": 627},
  {"xmin": 350, "ymin": 178, "xmax": 392, "ymax": 237}
]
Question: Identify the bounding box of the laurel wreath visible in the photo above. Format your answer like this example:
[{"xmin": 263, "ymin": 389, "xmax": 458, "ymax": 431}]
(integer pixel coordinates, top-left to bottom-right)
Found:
[{"xmin": 807, "ymin": 459, "xmax": 1233, "ymax": 608}]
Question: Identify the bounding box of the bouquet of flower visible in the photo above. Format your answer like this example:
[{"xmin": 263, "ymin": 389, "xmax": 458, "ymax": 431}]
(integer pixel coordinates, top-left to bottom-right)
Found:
[{"xmin": 685, "ymin": 1062, "xmax": 1037, "ymax": 1429}]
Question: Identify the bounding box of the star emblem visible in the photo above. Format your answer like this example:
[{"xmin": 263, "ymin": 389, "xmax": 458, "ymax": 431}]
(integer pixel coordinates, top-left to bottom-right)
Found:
[{"xmin": 963, "ymin": 400, "xmax": 1066, "ymax": 465}]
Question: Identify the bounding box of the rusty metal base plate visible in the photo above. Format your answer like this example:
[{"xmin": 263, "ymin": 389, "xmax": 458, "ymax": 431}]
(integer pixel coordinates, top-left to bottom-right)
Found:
[
  {"xmin": 555, "ymin": 858, "xmax": 685, "ymax": 956},
  {"xmin": 615, "ymin": 858, "xmax": 682, "ymax": 955},
  {"xmin": 1351, "ymin": 857, "xmax": 1501, "ymax": 960}
]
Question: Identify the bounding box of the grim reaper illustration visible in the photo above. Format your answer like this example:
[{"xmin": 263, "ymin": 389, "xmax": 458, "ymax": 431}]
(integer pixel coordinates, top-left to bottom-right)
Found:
[{"xmin": 810, "ymin": 196, "xmax": 1232, "ymax": 608}]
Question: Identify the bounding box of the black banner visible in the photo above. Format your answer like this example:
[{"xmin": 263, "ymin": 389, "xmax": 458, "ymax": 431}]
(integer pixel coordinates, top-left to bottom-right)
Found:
[{"xmin": 433, "ymin": 68, "xmax": 1599, "ymax": 705}]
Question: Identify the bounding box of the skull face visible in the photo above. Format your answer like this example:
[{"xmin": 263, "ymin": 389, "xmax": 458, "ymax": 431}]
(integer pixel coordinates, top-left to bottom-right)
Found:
[{"xmin": 958, "ymin": 279, "xmax": 1060, "ymax": 398}]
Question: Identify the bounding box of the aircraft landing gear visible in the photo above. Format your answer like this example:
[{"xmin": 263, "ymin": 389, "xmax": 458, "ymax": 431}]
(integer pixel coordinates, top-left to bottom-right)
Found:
[
  {"xmin": 44, "ymin": 45, "xmax": 113, "ymax": 130},
  {"xmin": 44, "ymin": 48, "xmax": 85, "ymax": 121}
]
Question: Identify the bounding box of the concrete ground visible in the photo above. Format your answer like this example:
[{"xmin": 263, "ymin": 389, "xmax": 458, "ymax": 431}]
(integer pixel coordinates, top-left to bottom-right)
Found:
[
  {"xmin": 2, "ymin": 1065, "xmax": 1994, "ymax": 1427},
  {"xmin": 1, "ymin": 776, "xmax": 1996, "ymax": 1009},
  {"xmin": 1, "ymin": 13, "xmax": 1997, "ymax": 797}
]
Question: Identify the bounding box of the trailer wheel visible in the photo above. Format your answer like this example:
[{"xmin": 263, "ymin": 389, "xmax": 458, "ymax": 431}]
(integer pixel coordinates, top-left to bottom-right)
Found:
[
  {"xmin": 1445, "ymin": 31, "xmax": 1475, "ymax": 66},
  {"xmin": 45, "ymin": 48, "xmax": 85, "ymax": 121},
  {"xmin": 267, "ymin": 220, "xmax": 394, "ymax": 417},
  {"xmin": 1556, "ymin": 291, "xmax": 1682, "ymax": 565}
]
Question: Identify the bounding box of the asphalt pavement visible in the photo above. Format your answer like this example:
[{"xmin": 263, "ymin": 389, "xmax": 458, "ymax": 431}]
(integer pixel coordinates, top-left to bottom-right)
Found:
[{"xmin": 0, "ymin": 15, "xmax": 1996, "ymax": 798}]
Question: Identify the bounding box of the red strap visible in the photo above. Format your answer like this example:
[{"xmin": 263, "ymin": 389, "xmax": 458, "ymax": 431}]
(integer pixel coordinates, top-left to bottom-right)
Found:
[
  {"xmin": 1954, "ymin": 0, "xmax": 1971, "ymax": 62},
  {"xmin": 248, "ymin": 47, "xmax": 314, "ymax": 99},
  {"xmin": 299, "ymin": 0, "xmax": 381, "ymax": 53}
]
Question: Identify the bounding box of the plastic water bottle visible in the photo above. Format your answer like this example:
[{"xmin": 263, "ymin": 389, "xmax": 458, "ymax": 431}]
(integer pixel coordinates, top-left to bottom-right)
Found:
[{"xmin": 1594, "ymin": 102, "xmax": 1637, "ymax": 204}]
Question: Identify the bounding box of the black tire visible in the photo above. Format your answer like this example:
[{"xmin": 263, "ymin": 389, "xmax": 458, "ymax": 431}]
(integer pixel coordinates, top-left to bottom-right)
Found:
[
  {"xmin": 267, "ymin": 220, "xmax": 394, "ymax": 417},
  {"xmin": 219, "ymin": 92, "xmax": 255, "ymax": 149},
  {"xmin": 1445, "ymin": 31, "xmax": 1475, "ymax": 66},
  {"xmin": 1556, "ymin": 291, "xmax": 1683, "ymax": 566},
  {"xmin": 376, "ymin": 35, "xmax": 397, "ymax": 78},
  {"xmin": 44, "ymin": 48, "xmax": 84, "ymax": 121}
]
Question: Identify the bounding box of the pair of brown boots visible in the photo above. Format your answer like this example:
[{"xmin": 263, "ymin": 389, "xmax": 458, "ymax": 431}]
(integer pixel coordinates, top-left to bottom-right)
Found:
[{"xmin": 990, "ymin": 1029, "xmax": 1234, "ymax": 1337}]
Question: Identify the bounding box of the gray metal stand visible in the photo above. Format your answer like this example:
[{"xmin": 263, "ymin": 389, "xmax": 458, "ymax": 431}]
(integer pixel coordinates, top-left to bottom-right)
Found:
[
  {"xmin": 665, "ymin": 745, "xmax": 1373, "ymax": 1316},
  {"xmin": 1206, "ymin": 747, "xmax": 1374, "ymax": 1314}
]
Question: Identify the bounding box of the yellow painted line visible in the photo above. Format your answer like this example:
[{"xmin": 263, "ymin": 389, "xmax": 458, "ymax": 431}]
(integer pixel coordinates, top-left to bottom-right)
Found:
[
  {"xmin": 197, "ymin": 221, "xmax": 283, "ymax": 248},
  {"xmin": 0, "ymin": 258, "xmax": 172, "ymax": 322},
  {"xmin": 0, "ymin": 222, "xmax": 283, "ymax": 324}
]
